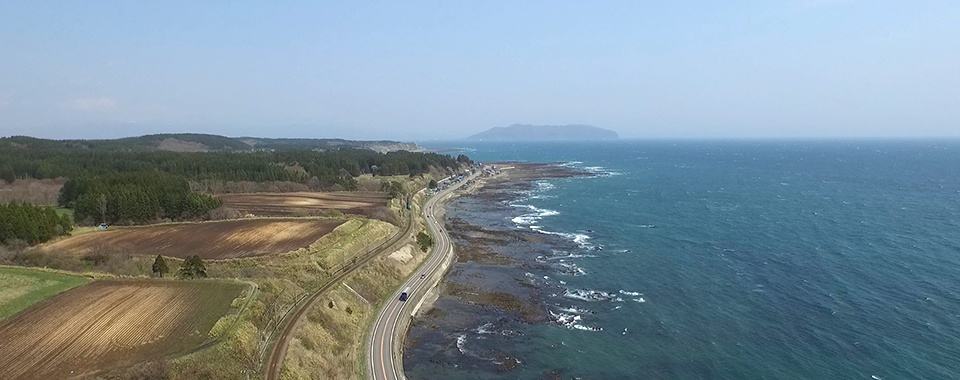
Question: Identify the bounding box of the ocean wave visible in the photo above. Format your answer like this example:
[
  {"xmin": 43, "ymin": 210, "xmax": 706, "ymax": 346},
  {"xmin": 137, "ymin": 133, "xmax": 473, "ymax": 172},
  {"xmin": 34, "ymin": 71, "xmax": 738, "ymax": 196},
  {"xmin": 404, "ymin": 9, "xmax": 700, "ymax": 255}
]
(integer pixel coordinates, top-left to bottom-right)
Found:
[
  {"xmin": 476, "ymin": 322, "xmax": 496, "ymax": 335},
  {"xmin": 557, "ymin": 306, "xmax": 591, "ymax": 315},
  {"xmin": 528, "ymin": 194, "xmax": 557, "ymax": 200},
  {"xmin": 544, "ymin": 253, "xmax": 598, "ymax": 260},
  {"xmin": 512, "ymin": 180, "xmax": 557, "ymax": 201},
  {"xmin": 456, "ymin": 334, "xmax": 468, "ymax": 354},
  {"xmin": 583, "ymin": 165, "xmax": 623, "ymax": 177},
  {"xmin": 550, "ymin": 310, "xmax": 580, "ymax": 323},
  {"xmin": 562, "ymin": 288, "xmax": 647, "ymax": 304},
  {"xmin": 456, "ymin": 333, "xmax": 493, "ymax": 360},
  {"xmin": 563, "ymin": 289, "xmax": 620, "ymax": 302},
  {"xmin": 510, "ymin": 204, "xmax": 559, "ymax": 226},
  {"xmin": 531, "ymin": 227, "xmax": 594, "ymax": 249},
  {"xmin": 549, "ymin": 310, "xmax": 602, "ymax": 331},
  {"xmin": 559, "ymin": 161, "xmax": 623, "ymax": 177},
  {"xmin": 617, "ymin": 290, "xmax": 647, "ymax": 304},
  {"xmin": 556, "ymin": 262, "xmax": 587, "ymax": 276},
  {"xmin": 535, "ymin": 181, "xmax": 556, "ymax": 191},
  {"xmin": 511, "ymin": 215, "xmax": 539, "ymax": 225},
  {"xmin": 572, "ymin": 324, "xmax": 603, "ymax": 332}
]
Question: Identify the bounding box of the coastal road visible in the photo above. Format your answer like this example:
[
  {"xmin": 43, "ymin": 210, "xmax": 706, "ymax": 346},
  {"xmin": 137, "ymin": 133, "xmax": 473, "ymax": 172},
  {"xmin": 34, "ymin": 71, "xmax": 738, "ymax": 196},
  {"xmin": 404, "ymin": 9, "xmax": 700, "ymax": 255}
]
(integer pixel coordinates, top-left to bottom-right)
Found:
[{"xmin": 367, "ymin": 172, "xmax": 478, "ymax": 380}]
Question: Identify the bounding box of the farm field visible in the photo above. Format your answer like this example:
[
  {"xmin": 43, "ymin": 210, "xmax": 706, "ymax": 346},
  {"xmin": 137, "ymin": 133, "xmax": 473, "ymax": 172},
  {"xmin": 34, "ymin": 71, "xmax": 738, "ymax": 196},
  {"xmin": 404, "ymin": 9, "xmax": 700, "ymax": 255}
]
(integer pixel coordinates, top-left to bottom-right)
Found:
[
  {"xmin": 41, "ymin": 218, "xmax": 344, "ymax": 259},
  {"xmin": 0, "ymin": 279, "xmax": 245, "ymax": 379},
  {"xmin": 0, "ymin": 266, "xmax": 89, "ymax": 321},
  {"xmin": 219, "ymin": 191, "xmax": 392, "ymax": 219}
]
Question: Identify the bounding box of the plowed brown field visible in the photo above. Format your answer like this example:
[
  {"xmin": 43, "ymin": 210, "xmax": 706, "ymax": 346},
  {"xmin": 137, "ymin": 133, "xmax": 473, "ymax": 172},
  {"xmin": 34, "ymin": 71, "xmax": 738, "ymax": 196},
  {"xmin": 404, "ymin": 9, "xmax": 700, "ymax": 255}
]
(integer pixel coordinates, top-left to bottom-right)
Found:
[
  {"xmin": 43, "ymin": 218, "xmax": 343, "ymax": 259},
  {"xmin": 0, "ymin": 280, "xmax": 244, "ymax": 379},
  {"xmin": 219, "ymin": 191, "xmax": 391, "ymax": 217}
]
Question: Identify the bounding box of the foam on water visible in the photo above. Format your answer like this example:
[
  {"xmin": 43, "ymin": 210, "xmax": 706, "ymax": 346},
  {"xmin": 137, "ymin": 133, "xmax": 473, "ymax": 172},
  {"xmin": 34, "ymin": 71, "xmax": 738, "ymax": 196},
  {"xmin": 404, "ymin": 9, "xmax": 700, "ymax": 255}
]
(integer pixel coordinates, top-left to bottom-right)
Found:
[
  {"xmin": 531, "ymin": 227, "xmax": 594, "ymax": 249},
  {"xmin": 563, "ymin": 289, "xmax": 621, "ymax": 302},
  {"xmin": 549, "ymin": 310, "xmax": 603, "ymax": 332},
  {"xmin": 455, "ymin": 334, "xmax": 467, "ymax": 354},
  {"xmin": 476, "ymin": 322, "xmax": 496, "ymax": 335},
  {"xmin": 510, "ymin": 204, "xmax": 560, "ymax": 226}
]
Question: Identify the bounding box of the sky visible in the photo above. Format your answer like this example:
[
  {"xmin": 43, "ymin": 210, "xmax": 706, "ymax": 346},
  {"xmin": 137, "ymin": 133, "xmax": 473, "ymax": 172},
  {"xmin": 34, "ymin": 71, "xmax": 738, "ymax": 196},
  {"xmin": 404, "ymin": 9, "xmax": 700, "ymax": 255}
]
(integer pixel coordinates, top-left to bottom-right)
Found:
[{"xmin": 0, "ymin": 1, "xmax": 958, "ymax": 141}]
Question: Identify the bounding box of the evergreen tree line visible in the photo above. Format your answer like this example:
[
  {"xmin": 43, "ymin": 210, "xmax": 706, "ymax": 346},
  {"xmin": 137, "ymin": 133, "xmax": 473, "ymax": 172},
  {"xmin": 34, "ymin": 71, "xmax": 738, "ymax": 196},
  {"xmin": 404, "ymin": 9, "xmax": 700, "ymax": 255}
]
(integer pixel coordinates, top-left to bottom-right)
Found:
[
  {"xmin": 0, "ymin": 141, "xmax": 466, "ymax": 186},
  {"xmin": 0, "ymin": 203, "xmax": 73, "ymax": 244},
  {"xmin": 59, "ymin": 172, "xmax": 221, "ymax": 225}
]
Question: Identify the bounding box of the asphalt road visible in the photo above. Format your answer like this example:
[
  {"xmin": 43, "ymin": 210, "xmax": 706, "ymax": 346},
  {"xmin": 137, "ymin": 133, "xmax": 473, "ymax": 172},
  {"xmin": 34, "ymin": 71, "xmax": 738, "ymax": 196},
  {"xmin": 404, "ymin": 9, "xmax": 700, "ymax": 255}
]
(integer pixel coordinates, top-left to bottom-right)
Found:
[{"xmin": 367, "ymin": 172, "xmax": 477, "ymax": 380}]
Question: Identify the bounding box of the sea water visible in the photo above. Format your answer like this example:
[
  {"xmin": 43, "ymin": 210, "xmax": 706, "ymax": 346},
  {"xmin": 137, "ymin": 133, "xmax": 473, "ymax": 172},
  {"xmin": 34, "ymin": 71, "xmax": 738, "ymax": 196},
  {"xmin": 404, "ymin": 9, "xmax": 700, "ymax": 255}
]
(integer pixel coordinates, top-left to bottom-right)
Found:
[{"xmin": 410, "ymin": 140, "xmax": 960, "ymax": 379}]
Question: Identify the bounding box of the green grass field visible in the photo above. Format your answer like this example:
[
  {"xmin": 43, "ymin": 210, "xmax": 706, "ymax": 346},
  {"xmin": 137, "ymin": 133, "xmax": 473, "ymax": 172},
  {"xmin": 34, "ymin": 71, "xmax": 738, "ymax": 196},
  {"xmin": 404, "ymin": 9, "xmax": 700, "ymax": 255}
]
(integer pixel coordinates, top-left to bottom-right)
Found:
[
  {"xmin": 0, "ymin": 266, "xmax": 90, "ymax": 321},
  {"xmin": 53, "ymin": 207, "xmax": 74, "ymax": 219}
]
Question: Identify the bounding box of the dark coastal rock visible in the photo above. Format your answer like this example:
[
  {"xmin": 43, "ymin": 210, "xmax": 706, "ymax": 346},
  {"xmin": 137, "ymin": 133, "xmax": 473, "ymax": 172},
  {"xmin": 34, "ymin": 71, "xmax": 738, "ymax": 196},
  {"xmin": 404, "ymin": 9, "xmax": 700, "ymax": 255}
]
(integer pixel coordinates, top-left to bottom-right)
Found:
[{"xmin": 403, "ymin": 162, "xmax": 594, "ymax": 379}]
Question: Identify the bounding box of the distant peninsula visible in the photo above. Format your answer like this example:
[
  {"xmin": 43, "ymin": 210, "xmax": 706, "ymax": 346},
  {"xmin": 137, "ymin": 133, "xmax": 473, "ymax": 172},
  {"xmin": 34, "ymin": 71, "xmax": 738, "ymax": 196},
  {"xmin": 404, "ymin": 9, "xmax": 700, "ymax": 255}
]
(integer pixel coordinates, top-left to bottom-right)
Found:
[{"xmin": 467, "ymin": 124, "xmax": 618, "ymax": 141}]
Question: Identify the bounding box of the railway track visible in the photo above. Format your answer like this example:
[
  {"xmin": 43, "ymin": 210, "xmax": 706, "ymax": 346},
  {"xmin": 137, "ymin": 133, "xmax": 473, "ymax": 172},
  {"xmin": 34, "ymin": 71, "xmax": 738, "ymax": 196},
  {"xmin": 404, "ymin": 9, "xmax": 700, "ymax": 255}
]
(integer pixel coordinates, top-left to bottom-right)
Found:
[{"xmin": 262, "ymin": 199, "xmax": 418, "ymax": 380}]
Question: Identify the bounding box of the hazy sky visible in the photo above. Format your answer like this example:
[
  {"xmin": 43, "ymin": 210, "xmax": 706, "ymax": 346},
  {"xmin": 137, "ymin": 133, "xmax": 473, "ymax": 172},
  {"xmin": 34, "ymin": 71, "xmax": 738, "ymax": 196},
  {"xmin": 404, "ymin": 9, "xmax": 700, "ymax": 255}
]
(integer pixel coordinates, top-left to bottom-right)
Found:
[{"xmin": 1, "ymin": 1, "xmax": 958, "ymax": 140}]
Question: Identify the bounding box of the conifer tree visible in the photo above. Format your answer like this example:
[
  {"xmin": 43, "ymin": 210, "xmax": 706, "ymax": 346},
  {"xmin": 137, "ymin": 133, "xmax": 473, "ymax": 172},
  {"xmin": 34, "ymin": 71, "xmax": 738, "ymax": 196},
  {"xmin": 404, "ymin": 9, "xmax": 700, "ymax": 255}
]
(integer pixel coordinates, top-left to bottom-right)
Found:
[{"xmin": 152, "ymin": 255, "xmax": 169, "ymax": 278}]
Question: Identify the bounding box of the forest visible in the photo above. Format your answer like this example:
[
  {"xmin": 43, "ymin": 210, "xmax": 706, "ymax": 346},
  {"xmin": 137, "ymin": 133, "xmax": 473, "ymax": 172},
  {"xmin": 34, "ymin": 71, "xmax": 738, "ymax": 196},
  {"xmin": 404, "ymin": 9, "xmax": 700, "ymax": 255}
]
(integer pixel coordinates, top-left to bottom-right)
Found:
[
  {"xmin": 59, "ymin": 172, "xmax": 222, "ymax": 225},
  {"xmin": 0, "ymin": 138, "xmax": 465, "ymax": 189},
  {"xmin": 0, "ymin": 136, "xmax": 471, "ymax": 229},
  {"xmin": 0, "ymin": 203, "xmax": 73, "ymax": 245}
]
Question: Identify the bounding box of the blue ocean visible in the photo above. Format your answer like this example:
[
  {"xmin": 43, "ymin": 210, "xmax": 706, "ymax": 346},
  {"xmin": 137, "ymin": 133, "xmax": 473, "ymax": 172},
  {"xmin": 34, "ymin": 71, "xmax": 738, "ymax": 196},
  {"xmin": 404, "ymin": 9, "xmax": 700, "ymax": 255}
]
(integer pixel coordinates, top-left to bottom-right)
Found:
[{"xmin": 411, "ymin": 140, "xmax": 960, "ymax": 379}]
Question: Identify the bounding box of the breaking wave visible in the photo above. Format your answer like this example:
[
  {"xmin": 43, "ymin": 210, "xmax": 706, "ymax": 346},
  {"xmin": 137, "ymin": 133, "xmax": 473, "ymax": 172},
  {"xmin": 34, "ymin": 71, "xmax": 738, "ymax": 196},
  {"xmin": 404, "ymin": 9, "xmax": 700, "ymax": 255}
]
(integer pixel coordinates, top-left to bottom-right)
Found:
[
  {"xmin": 530, "ymin": 226, "xmax": 594, "ymax": 249},
  {"xmin": 510, "ymin": 204, "xmax": 560, "ymax": 226},
  {"xmin": 456, "ymin": 334, "xmax": 468, "ymax": 354},
  {"xmin": 549, "ymin": 310, "xmax": 603, "ymax": 332},
  {"xmin": 583, "ymin": 166, "xmax": 622, "ymax": 176},
  {"xmin": 556, "ymin": 262, "xmax": 587, "ymax": 276},
  {"xmin": 476, "ymin": 322, "xmax": 496, "ymax": 335},
  {"xmin": 563, "ymin": 289, "xmax": 622, "ymax": 302},
  {"xmin": 560, "ymin": 160, "xmax": 623, "ymax": 177}
]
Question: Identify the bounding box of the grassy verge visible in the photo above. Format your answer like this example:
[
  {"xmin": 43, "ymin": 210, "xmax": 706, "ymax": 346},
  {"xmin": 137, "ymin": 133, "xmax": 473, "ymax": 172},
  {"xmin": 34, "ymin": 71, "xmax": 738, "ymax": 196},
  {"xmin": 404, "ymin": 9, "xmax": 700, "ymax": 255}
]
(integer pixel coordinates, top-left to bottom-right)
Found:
[
  {"xmin": 280, "ymin": 243, "xmax": 429, "ymax": 379},
  {"xmin": 281, "ymin": 192, "xmax": 431, "ymax": 380},
  {"xmin": 0, "ymin": 265, "xmax": 90, "ymax": 321},
  {"xmin": 167, "ymin": 217, "xmax": 397, "ymax": 379}
]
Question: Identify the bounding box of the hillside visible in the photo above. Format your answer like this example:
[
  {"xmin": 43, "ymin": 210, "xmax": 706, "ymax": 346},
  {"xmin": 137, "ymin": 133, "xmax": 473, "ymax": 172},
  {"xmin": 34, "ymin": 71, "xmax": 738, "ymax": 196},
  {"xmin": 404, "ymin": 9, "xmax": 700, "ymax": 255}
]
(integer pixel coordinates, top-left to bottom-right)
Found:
[
  {"xmin": 239, "ymin": 137, "xmax": 420, "ymax": 153},
  {"xmin": 0, "ymin": 134, "xmax": 420, "ymax": 153},
  {"xmin": 467, "ymin": 124, "xmax": 619, "ymax": 141}
]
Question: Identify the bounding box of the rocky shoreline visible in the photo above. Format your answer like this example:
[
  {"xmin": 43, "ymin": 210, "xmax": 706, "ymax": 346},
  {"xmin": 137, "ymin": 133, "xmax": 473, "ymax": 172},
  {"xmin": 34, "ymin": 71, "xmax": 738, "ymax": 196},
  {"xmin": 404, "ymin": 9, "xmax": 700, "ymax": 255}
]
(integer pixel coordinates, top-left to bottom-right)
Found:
[{"xmin": 403, "ymin": 163, "xmax": 591, "ymax": 378}]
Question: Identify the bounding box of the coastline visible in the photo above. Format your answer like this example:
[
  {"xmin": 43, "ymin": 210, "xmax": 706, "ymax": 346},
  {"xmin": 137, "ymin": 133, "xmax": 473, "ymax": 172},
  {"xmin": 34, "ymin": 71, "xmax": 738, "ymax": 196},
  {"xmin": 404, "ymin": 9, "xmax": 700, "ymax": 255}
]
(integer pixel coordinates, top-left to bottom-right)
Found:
[
  {"xmin": 403, "ymin": 162, "xmax": 593, "ymax": 378},
  {"xmin": 411, "ymin": 169, "xmax": 495, "ymax": 317}
]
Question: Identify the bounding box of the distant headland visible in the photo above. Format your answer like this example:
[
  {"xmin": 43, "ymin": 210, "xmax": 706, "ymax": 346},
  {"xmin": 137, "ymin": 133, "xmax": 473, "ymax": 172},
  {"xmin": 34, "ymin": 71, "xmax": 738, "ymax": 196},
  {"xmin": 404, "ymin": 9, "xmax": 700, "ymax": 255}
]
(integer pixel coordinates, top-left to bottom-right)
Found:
[{"xmin": 467, "ymin": 124, "xmax": 619, "ymax": 141}]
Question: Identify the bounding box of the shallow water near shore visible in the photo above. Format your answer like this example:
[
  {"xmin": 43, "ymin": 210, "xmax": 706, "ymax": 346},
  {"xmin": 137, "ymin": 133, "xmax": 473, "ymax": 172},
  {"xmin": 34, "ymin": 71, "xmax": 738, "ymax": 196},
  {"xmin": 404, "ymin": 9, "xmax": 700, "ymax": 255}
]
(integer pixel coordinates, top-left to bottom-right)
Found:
[{"xmin": 407, "ymin": 140, "xmax": 960, "ymax": 379}]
